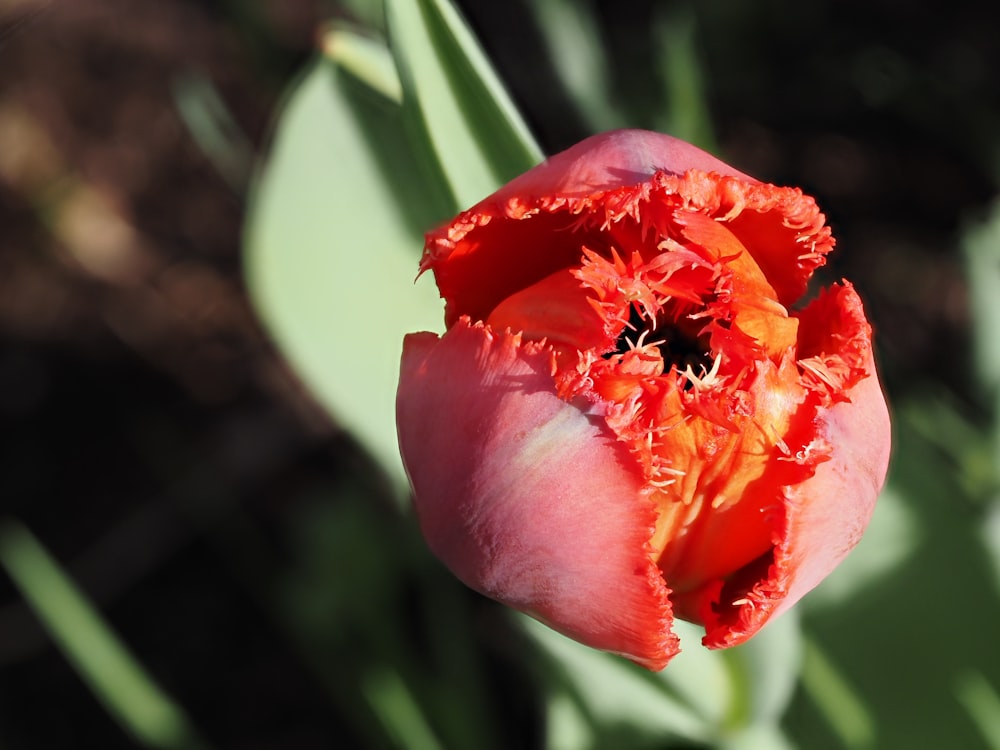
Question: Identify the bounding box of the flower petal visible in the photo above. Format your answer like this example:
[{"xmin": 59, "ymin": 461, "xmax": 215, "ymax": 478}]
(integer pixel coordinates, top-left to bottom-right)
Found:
[
  {"xmin": 397, "ymin": 319, "xmax": 678, "ymax": 668},
  {"xmin": 423, "ymin": 129, "xmax": 832, "ymax": 327},
  {"xmin": 657, "ymin": 171, "xmax": 835, "ymax": 306},
  {"xmin": 422, "ymin": 131, "xmax": 748, "ymax": 328},
  {"xmin": 488, "ymin": 129, "xmax": 752, "ymax": 200},
  {"xmin": 693, "ymin": 286, "xmax": 891, "ymax": 648}
]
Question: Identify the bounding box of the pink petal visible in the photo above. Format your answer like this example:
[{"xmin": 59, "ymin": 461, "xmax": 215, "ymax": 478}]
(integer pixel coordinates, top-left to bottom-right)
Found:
[
  {"xmin": 397, "ymin": 319, "xmax": 678, "ymax": 669},
  {"xmin": 489, "ymin": 129, "xmax": 752, "ymax": 200}
]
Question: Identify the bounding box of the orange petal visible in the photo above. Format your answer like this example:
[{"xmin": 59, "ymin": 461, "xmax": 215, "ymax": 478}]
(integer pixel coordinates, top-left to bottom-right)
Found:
[
  {"xmin": 486, "ymin": 268, "xmax": 613, "ymax": 356},
  {"xmin": 675, "ymin": 211, "xmax": 799, "ymax": 358},
  {"xmin": 683, "ymin": 286, "xmax": 891, "ymax": 647}
]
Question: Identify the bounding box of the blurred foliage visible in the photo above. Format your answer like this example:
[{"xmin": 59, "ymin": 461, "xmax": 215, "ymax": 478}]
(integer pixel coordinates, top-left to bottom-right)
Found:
[
  {"xmin": 1, "ymin": 0, "xmax": 1000, "ymax": 748},
  {"xmin": 0, "ymin": 521, "xmax": 211, "ymax": 750}
]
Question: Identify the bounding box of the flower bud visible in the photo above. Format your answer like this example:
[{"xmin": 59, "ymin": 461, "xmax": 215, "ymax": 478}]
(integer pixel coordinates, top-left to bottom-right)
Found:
[{"xmin": 397, "ymin": 130, "xmax": 891, "ymax": 670}]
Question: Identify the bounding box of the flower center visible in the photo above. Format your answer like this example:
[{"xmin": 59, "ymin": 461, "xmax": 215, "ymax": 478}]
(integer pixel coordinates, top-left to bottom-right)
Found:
[{"xmin": 612, "ymin": 304, "xmax": 714, "ymax": 382}]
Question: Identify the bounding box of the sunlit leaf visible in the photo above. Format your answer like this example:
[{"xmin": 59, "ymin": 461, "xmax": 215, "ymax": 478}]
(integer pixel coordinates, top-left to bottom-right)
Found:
[
  {"xmin": 521, "ymin": 597, "xmax": 802, "ymax": 744},
  {"xmin": 244, "ymin": 53, "xmax": 447, "ymax": 487},
  {"xmin": 718, "ymin": 723, "xmax": 796, "ymax": 750},
  {"xmin": 724, "ymin": 608, "xmax": 802, "ymax": 727},
  {"xmin": 521, "ymin": 615, "xmax": 712, "ymax": 745},
  {"xmin": 788, "ymin": 414, "xmax": 1000, "ymax": 748},
  {"xmin": 803, "ymin": 485, "xmax": 918, "ymax": 609},
  {"xmin": 544, "ymin": 691, "xmax": 595, "ymax": 750},
  {"xmin": 659, "ymin": 619, "xmax": 735, "ymax": 727},
  {"xmin": 385, "ymin": 0, "xmax": 542, "ymax": 207}
]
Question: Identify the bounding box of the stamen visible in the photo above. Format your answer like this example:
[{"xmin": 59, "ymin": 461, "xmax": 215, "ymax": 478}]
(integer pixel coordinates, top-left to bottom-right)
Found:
[
  {"xmin": 681, "ymin": 353, "xmax": 723, "ymax": 391},
  {"xmin": 648, "ymin": 477, "xmax": 678, "ymax": 488}
]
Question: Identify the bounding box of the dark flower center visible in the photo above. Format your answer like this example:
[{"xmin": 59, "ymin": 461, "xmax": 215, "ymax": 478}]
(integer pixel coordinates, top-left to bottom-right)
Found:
[{"xmin": 613, "ymin": 305, "xmax": 713, "ymax": 375}]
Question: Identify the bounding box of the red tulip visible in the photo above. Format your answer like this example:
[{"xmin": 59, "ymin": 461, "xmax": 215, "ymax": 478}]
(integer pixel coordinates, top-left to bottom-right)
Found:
[{"xmin": 396, "ymin": 130, "xmax": 891, "ymax": 670}]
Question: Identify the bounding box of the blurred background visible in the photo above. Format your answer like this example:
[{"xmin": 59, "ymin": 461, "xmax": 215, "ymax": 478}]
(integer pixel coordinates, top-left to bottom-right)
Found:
[{"xmin": 1, "ymin": 0, "xmax": 999, "ymax": 748}]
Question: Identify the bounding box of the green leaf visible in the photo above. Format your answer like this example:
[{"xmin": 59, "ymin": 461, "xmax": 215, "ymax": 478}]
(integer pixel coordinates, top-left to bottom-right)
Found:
[
  {"xmin": 964, "ymin": 198, "xmax": 1000, "ymax": 397},
  {"xmin": 528, "ymin": 0, "xmax": 624, "ymax": 132},
  {"xmin": 719, "ymin": 723, "xmax": 797, "ymax": 750},
  {"xmin": 0, "ymin": 520, "xmax": 210, "ymax": 750},
  {"xmin": 653, "ymin": 4, "xmax": 717, "ymax": 151},
  {"xmin": 385, "ymin": 0, "xmax": 543, "ymax": 208},
  {"xmin": 521, "ymin": 615, "xmax": 713, "ymax": 745},
  {"xmin": 172, "ymin": 73, "xmax": 255, "ymax": 194},
  {"xmin": 244, "ymin": 53, "xmax": 447, "ymax": 487},
  {"xmin": 787, "ymin": 411, "xmax": 1000, "ymax": 749},
  {"xmin": 799, "ymin": 636, "xmax": 875, "ymax": 749},
  {"xmin": 659, "ymin": 619, "xmax": 736, "ymax": 727},
  {"xmin": 722, "ymin": 608, "xmax": 802, "ymax": 728},
  {"xmin": 362, "ymin": 667, "xmax": 447, "ymax": 750},
  {"xmin": 320, "ymin": 25, "xmax": 403, "ymax": 102},
  {"xmin": 521, "ymin": 605, "xmax": 803, "ymax": 745},
  {"xmin": 802, "ymin": 485, "xmax": 918, "ymax": 609},
  {"xmin": 955, "ymin": 670, "xmax": 1000, "ymax": 750}
]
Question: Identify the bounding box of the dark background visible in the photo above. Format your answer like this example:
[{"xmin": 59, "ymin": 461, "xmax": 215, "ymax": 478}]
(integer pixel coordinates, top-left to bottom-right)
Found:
[{"xmin": 1, "ymin": 0, "xmax": 996, "ymax": 747}]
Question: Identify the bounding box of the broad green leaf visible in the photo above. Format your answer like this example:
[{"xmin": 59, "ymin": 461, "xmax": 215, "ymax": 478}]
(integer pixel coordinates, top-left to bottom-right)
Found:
[
  {"xmin": 802, "ymin": 485, "xmax": 918, "ymax": 609},
  {"xmin": 385, "ymin": 0, "xmax": 543, "ymax": 207},
  {"xmin": 520, "ymin": 615, "xmax": 712, "ymax": 745},
  {"xmin": 719, "ymin": 724, "xmax": 796, "ymax": 750},
  {"xmin": 787, "ymin": 411, "xmax": 1000, "ymax": 749},
  {"xmin": 659, "ymin": 619, "xmax": 736, "ymax": 726},
  {"xmin": 244, "ymin": 52, "xmax": 447, "ymax": 487},
  {"xmin": 722, "ymin": 608, "xmax": 801, "ymax": 727},
  {"xmin": 544, "ymin": 691, "xmax": 596, "ymax": 750},
  {"xmin": 661, "ymin": 613, "xmax": 800, "ymax": 736},
  {"xmin": 522, "ymin": 603, "xmax": 802, "ymax": 744},
  {"xmin": 0, "ymin": 520, "xmax": 210, "ymax": 750}
]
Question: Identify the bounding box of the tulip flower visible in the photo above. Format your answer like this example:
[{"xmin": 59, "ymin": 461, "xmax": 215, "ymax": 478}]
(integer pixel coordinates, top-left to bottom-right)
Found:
[{"xmin": 396, "ymin": 129, "xmax": 891, "ymax": 670}]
